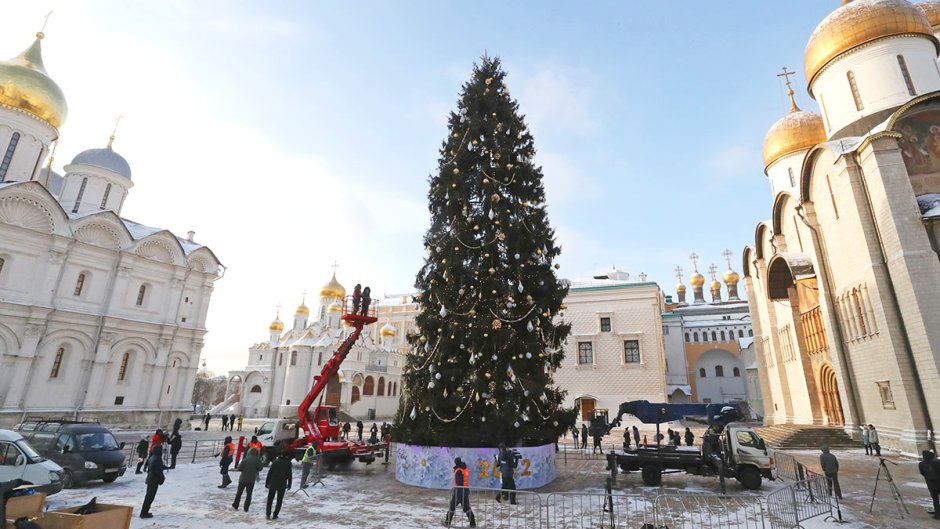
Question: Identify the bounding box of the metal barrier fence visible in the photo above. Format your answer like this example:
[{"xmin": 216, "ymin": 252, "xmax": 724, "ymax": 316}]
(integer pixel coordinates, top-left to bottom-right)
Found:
[
  {"xmin": 772, "ymin": 452, "xmax": 807, "ymax": 483},
  {"xmin": 444, "ymin": 487, "xmax": 543, "ymax": 529},
  {"xmin": 654, "ymin": 494, "xmax": 765, "ymax": 529},
  {"xmin": 545, "ymin": 492, "xmax": 655, "ymax": 529},
  {"xmin": 765, "ymin": 474, "xmax": 832, "ymax": 529}
]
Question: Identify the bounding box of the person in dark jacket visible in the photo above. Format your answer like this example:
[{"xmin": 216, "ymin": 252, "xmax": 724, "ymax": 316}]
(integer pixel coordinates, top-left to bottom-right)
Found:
[
  {"xmin": 217, "ymin": 436, "xmax": 234, "ymax": 488},
  {"xmin": 233, "ymin": 448, "xmax": 263, "ymax": 512},
  {"xmin": 623, "ymin": 428, "xmax": 632, "ymax": 450},
  {"xmin": 446, "ymin": 457, "xmax": 476, "ymax": 527},
  {"xmin": 221, "ymin": 415, "xmax": 229, "ymax": 431},
  {"xmin": 203, "ymin": 413, "xmax": 211, "ymax": 431},
  {"xmin": 684, "ymin": 427, "xmax": 694, "ymax": 447},
  {"xmin": 369, "ymin": 423, "xmax": 379, "ymax": 444},
  {"xmin": 135, "ymin": 437, "xmax": 149, "ymax": 474},
  {"xmin": 265, "ymin": 452, "xmax": 292, "ymax": 520},
  {"xmin": 819, "ymin": 446, "xmax": 841, "ymax": 500},
  {"xmin": 580, "ymin": 424, "xmax": 588, "ymax": 450},
  {"xmin": 494, "ymin": 445, "xmax": 518, "ymax": 504},
  {"xmin": 632, "ymin": 425, "xmax": 640, "ymax": 447},
  {"xmin": 356, "ymin": 420, "xmax": 364, "ymax": 441},
  {"xmin": 342, "ymin": 422, "xmax": 351, "ymax": 440},
  {"xmin": 229, "ymin": 413, "xmax": 236, "ymax": 431},
  {"xmin": 140, "ymin": 445, "xmax": 165, "ymax": 519},
  {"xmin": 918, "ymin": 450, "xmax": 940, "ymax": 519},
  {"xmin": 168, "ymin": 432, "xmax": 182, "ymax": 469}
]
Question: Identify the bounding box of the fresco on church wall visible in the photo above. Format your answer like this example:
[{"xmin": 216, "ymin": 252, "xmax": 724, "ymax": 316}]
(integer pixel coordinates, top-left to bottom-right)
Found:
[
  {"xmin": 894, "ymin": 101, "xmax": 940, "ymax": 194},
  {"xmin": 395, "ymin": 442, "xmax": 556, "ymax": 489}
]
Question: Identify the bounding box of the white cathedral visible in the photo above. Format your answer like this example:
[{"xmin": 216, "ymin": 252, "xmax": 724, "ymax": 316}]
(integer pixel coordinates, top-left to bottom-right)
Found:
[
  {"xmin": 0, "ymin": 32, "xmax": 222, "ymax": 427},
  {"xmin": 224, "ymin": 274, "xmax": 406, "ymax": 421}
]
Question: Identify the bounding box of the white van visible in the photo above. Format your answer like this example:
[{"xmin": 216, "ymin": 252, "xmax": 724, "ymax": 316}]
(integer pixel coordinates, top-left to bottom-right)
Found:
[{"xmin": 0, "ymin": 429, "xmax": 64, "ymax": 495}]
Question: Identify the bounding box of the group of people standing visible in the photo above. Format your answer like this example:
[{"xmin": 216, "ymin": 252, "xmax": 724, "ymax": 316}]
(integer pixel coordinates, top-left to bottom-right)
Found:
[
  {"xmin": 341, "ymin": 420, "xmax": 386, "ymax": 444},
  {"xmin": 566, "ymin": 423, "xmax": 697, "ymax": 451},
  {"xmin": 860, "ymin": 424, "xmax": 881, "ymax": 456},
  {"xmin": 137, "ymin": 418, "xmax": 184, "ymax": 518},
  {"xmin": 203, "ymin": 412, "xmax": 242, "ymax": 432}
]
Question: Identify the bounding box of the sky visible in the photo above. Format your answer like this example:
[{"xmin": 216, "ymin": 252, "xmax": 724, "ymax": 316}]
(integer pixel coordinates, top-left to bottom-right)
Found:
[{"xmin": 1, "ymin": 1, "xmax": 840, "ymax": 374}]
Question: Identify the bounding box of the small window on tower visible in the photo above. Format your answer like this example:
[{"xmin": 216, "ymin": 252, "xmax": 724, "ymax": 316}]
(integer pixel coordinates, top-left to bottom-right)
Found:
[
  {"xmin": 100, "ymin": 184, "xmax": 112, "ymax": 209},
  {"xmin": 877, "ymin": 381, "xmax": 895, "ymax": 409},
  {"xmin": 599, "ymin": 317, "xmax": 611, "ymax": 332},
  {"xmin": 73, "ymin": 177, "xmax": 88, "ymax": 214},
  {"xmin": 897, "ymin": 55, "xmax": 916, "ymax": 96},
  {"xmin": 788, "ymin": 167, "xmax": 795, "ymax": 187},
  {"xmin": 136, "ymin": 285, "xmax": 147, "ymax": 306},
  {"xmin": 847, "ymin": 71, "xmax": 863, "ymax": 111},
  {"xmin": 0, "ymin": 133, "xmax": 20, "ymax": 182},
  {"xmin": 290, "ymin": 351, "xmax": 297, "ymax": 366},
  {"xmin": 73, "ymin": 273, "xmax": 86, "ymax": 297}
]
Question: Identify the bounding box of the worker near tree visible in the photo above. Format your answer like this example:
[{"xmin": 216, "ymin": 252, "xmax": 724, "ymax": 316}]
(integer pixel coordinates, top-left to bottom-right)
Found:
[
  {"xmin": 248, "ymin": 435, "xmax": 262, "ymax": 452},
  {"xmin": 494, "ymin": 445, "xmax": 518, "ymax": 504},
  {"xmin": 632, "ymin": 425, "xmax": 640, "ymax": 447},
  {"xmin": 135, "ymin": 437, "xmax": 149, "ymax": 474},
  {"xmin": 299, "ymin": 442, "xmax": 318, "ymax": 488},
  {"xmin": 580, "ymin": 424, "xmax": 588, "ymax": 450},
  {"xmin": 819, "ymin": 446, "xmax": 842, "ymax": 500},
  {"xmin": 139, "ymin": 444, "xmax": 165, "ymax": 519},
  {"xmin": 342, "ymin": 422, "xmax": 351, "ymax": 440},
  {"xmin": 918, "ymin": 450, "xmax": 940, "ymax": 519},
  {"xmin": 356, "ymin": 420, "xmax": 364, "ymax": 441},
  {"xmin": 168, "ymin": 431, "xmax": 182, "ymax": 470},
  {"xmin": 684, "ymin": 427, "xmax": 694, "ymax": 447},
  {"xmin": 265, "ymin": 452, "xmax": 292, "ymax": 520},
  {"xmin": 623, "ymin": 428, "xmax": 631, "ymax": 450},
  {"xmin": 445, "ymin": 457, "xmax": 476, "ymax": 527},
  {"xmin": 216, "ymin": 436, "xmax": 235, "ymax": 488},
  {"xmin": 233, "ymin": 448, "xmax": 263, "ymax": 512}
]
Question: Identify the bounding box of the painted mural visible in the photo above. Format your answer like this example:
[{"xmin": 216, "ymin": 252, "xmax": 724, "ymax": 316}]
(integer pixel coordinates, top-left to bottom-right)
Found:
[
  {"xmin": 394, "ymin": 442, "xmax": 556, "ymax": 489},
  {"xmin": 895, "ymin": 101, "xmax": 940, "ymax": 177}
]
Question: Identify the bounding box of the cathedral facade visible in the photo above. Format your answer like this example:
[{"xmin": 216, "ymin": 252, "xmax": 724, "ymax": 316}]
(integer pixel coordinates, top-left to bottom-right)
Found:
[
  {"xmin": 745, "ymin": 0, "xmax": 940, "ymax": 453},
  {"xmin": 0, "ymin": 33, "xmax": 222, "ymax": 427}
]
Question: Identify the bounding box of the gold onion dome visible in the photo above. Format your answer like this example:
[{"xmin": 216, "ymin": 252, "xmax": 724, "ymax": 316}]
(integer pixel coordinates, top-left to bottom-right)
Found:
[
  {"xmin": 0, "ymin": 33, "xmax": 68, "ymax": 129},
  {"xmin": 710, "ymin": 280, "xmax": 722, "ymax": 291},
  {"xmin": 269, "ymin": 318, "xmax": 284, "ymax": 332},
  {"xmin": 319, "ymin": 273, "xmax": 346, "ymax": 299},
  {"xmin": 295, "ymin": 303, "xmax": 309, "ymax": 315},
  {"xmin": 676, "ymin": 283, "xmax": 687, "ymax": 293},
  {"xmin": 689, "ymin": 273, "xmax": 706, "ymax": 287},
  {"xmin": 805, "ymin": 0, "xmax": 936, "ymax": 89},
  {"xmin": 762, "ymin": 102, "xmax": 826, "ymax": 171},
  {"xmin": 380, "ymin": 321, "xmax": 397, "ymax": 337},
  {"xmin": 327, "ymin": 300, "xmax": 342, "ymax": 312},
  {"xmin": 917, "ymin": 1, "xmax": 940, "ymax": 27},
  {"xmin": 723, "ymin": 269, "xmax": 741, "ymax": 285}
]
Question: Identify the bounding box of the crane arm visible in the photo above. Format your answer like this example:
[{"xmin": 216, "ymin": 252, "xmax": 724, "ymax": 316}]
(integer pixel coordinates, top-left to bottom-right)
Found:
[{"xmin": 605, "ymin": 400, "xmax": 740, "ymax": 433}]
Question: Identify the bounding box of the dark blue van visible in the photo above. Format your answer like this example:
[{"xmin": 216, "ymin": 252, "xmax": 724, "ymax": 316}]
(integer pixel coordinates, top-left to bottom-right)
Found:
[{"xmin": 19, "ymin": 420, "xmax": 127, "ymax": 488}]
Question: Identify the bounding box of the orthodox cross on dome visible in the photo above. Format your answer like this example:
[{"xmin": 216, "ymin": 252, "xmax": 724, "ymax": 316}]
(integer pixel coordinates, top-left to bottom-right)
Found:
[
  {"xmin": 330, "ymin": 260, "xmax": 340, "ymax": 275},
  {"xmin": 275, "ymin": 303, "xmax": 281, "ymax": 318},
  {"xmin": 108, "ymin": 114, "xmax": 123, "ymax": 149},
  {"xmin": 777, "ymin": 66, "xmax": 800, "ymax": 112},
  {"xmin": 674, "ymin": 265, "xmax": 684, "ymax": 283},
  {"xmin": 708, "ymin": 263, "xmax": 718, "ymax": 282},
  {"xmin": 722, "ymin": 248, "xmax": 734, "ymax": 270},
  {"xmin": 37, "ymin": 11, "xmax": 53, "ymax": 39},
  {"xmin": 301, "ymin": 290, "xmax": 307, "ymax": 305},
  {"xmin": 689, "ymin": 252, "xmax": 700, "ymax": 273}
]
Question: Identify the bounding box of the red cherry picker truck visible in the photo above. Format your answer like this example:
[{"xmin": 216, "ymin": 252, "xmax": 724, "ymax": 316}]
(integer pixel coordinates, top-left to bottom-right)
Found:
[{"xmin": 251, "ymin": 295, "xmax": 386, "ymax": 469}]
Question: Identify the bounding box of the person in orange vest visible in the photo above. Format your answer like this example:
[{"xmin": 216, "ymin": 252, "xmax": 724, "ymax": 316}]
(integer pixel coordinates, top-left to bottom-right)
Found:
[
  {"xmin": 248, "ymin": 436, "xmax": 263, "ymax": 452},
  {"xmin": 445, "ymin": 457, "xmax": 475, "ymax": 527},
  {"xmin": 215, "ymin": 436, "xmax": 235, "ymax": 488}
]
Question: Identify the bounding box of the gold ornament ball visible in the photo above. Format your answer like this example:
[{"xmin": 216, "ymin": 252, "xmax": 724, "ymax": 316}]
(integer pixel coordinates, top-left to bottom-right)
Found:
[
  {"xmin": 497, "ymin": 232, "xmax": 506, "ymax": 241},
  {"xmin": 491, "ymin": 194, "xmax": 500, "ymax": 203},
  {"xmin": 483, "ymin": 178, "xmax": 489, "ymax": 185},
  {"xmin": 559, "ymin": 303, "xmax": 567, "ymax": 309},
  {"xmin": 453, "ymin": 168, "xmax": 459, "ymax": 174},
  {"xmin": 419, "ymin": 336, "xmax": 427, "ymax": 343},
  {"xmin": 451, "ymin": 183, "xmax": 457, "ymax": 188},
  {"xmin": 485, "ymin": 77, "xmax": 493, "ymax": 85},
  {"xmin": 554, "ymin": 263, "xmax": 561, "ymax": 269},
  {"xmin": 492, "ymin": 319, "xmax": 503, "ymax": 330},
  {"xmin": 488, "ymin": 268, "xmax": 496, "ymax": 274}
]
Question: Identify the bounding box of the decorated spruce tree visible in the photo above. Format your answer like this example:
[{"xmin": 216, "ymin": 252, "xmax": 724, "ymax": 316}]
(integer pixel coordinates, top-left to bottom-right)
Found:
[{"xmin": 395, "ymin": 56, "xmax": 573, "ymax": 448}]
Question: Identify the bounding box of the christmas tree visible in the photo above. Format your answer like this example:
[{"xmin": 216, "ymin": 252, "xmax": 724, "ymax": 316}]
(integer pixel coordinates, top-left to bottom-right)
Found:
[{"xmin": 395, "ymin": 56, "xmax": 573, "ymax": 448}]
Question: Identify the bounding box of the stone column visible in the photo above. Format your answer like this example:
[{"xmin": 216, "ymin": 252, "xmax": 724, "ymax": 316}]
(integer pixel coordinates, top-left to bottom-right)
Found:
[
  {"xmin": 6, "ymin": 323, "xmax": 45, "ymax": 411},
  {"xmin": 82, "ymin": 332, "xmax": 117, "ymax": 409}
]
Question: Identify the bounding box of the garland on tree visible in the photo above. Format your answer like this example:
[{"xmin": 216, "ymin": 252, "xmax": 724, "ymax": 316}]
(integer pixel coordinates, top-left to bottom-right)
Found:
[{"xmin": 394, "ymin": 56, "xmax": 574, "ymax": 448}]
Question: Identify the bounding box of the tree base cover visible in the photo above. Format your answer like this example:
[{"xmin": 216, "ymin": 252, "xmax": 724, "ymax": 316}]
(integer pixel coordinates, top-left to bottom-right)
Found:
[{"xmin": 394, "ymin": 441, "xmax": 556, "ymax": 489}]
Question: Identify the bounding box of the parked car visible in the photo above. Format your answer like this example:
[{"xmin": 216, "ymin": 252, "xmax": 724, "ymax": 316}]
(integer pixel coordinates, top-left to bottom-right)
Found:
[
  {"xmin": 0, "ymin": 429, "xmax": 64, "ymax": 495},
  {"xmin": 18, "ymin": 420, "xmax": 127, "ymax": 489}
]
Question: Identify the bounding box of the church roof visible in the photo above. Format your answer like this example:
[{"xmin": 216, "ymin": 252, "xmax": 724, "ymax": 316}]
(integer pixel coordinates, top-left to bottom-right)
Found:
[{"xmin": 71, "ymin": 146, "xmax": 132, "ymax": 179}]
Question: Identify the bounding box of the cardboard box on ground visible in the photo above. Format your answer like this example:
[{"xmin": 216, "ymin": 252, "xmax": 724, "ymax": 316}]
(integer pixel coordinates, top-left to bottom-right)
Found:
[{"xmin": 5, "ymin": 493, "xmax": 132, "ymax": 529}]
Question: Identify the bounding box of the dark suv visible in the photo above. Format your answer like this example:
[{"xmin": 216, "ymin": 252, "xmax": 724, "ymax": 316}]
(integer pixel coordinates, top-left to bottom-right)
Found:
[{"xmin": 17, "ymin": 419, "xmax": 127, "ymax": 488}]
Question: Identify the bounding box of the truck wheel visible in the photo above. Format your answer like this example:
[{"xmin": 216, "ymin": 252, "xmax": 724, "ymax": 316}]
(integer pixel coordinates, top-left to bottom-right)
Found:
[
  {"xmin": 62, "ymin": 470, "xmax": 75, "ymax": 489},
  {"xmin": 641, "ymin": 464, "xmax": 662, "ymax": 486},
  {"xmin": 736, "ymin": 466, "xmax": 762, "ymax": 490}
]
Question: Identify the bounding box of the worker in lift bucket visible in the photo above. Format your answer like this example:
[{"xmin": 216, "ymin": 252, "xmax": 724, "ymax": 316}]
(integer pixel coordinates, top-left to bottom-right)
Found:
[
  {"xmin": 701, "ymin": 423, "xmax": 723, "ymax": 473},
  {"xmin": 445, "ymin": 457, "xmax": 476, "ymax": 527}
]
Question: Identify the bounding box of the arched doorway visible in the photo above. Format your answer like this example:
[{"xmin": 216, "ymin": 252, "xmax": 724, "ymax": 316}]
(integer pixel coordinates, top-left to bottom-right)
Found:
[
  {"xmin": 576, "ymin": 397, "xmax": 596, "ymax": 422},
  {"xmin": 819, "ymin": 364, "xmax": 844, "ymax": 426}
]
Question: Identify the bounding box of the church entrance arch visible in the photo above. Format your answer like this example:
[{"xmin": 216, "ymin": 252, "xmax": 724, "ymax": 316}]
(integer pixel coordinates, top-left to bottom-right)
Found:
[
  {"xmin": 819, "ymin": 364, "xmax": 844, "ymax": 426},
  {"xmin": 576, "ymin": 397, "xmax": 596, "ymax": 422}
]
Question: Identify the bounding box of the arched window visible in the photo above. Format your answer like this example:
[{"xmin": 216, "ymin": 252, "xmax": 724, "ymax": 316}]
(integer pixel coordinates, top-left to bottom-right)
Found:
[
  {"xmin": 738, "ymin": 330, "xmax": 744, "ymax": 338},
  {"xmin": 351, "ymin": 385, "xmax": 361, "ymax": 404},
  {"xmin": 50, "ymin": 347, "xmax": 64, "ymax": 378},
  {"xmin": 788, "ymin": 167, "xmax": 795, "ymax": 187},
  {"xmin": 118, "ymin": 352, "xmax": 130, "ymax": 381},
  {"xmin": 693, "ymin": 332, "xmax": 699, "ymax": 342},
  {"xmin": 711, "ymin": 331, "xmax": 717, "ymax": 341},
  {"xmin": 852, "ymin": 288, "xmax": 867, "ymax": 335},
  {"xmin": 748, "ymin": 329, "xmax": 753, "ymax": 337},
  {"xmin": 100, "ymin": 184, "xmax": 112, "ymax": 209},
  {"xmin": 720, "ymin": 330, "xmax": 726, "ymax": 341},
  {"xmin": 684, "ymin": 332, "xmax": 690, "ymax": 343},
  {"xmin": 136, "ymin": 285, "xmax": 147, "ymax": 306},
  {"xmin": 715, "ymin": 365, "xmax": 724, "ymax": 377},
  {"xmin": 73, "ymin": 177, "xmax": 88, "ymax": 214},
  {"xmin": 290, "ymin": 351, "xmax": 297, "ymax": 366},
  {"xmin": 73, "ymin": 273, "xmax": 86, "ymax": 296},
  {"xmin": 698, "ymin": 368, "xmax": 707, "ymax": 378},
  {"xmin": 733, "ymin": 367, "xmax": 741, "ymax": 377},
  {"xmin": 363, "ymin": 376, "xmax": 375, "ymax": 396},
  {"xmin": 897, "ymin": 55, "xmax": 916, "ymax": 96},
  {"xmin": 0, "ymin": 132, "xmax": 20, "ymax": 182},
  {"xmin": 250, "ymin": 385, "xmax": 262, "ymax": 393},
  {"xmin": 392, "ymin": 382, "xmax": 397, "ymax": 396},
  {"xmin": 378, "ymin": 377, "xmax": 385, "ymax": 396},
  {"xmin": 847, "ymin": 71, "xmax": 863, "ymax": 111}
]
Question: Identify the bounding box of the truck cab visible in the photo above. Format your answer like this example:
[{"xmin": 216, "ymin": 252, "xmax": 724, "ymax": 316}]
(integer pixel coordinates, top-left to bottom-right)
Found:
[{"xmin": 721, "ymin": 423, "xmax": 776, "ymax": 487}]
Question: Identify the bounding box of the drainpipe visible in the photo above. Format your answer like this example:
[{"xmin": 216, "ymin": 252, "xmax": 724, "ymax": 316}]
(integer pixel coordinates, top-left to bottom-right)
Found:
[{"xmin": 796, "ymin": 204, "xmax": 863, "ymax": 430}]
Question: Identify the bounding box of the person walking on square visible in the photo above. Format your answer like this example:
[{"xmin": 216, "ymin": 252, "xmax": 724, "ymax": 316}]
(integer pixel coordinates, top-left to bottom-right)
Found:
[
  {"xmin": 684, "ymin": 427, "xmax": 694, "ymax": 447},
  {"xmin": 918, "ymin": 450, "xmax": 940, "ymax": 519},
  {"xmin": 237, "ymin": 414, "xmax": 244, "ymax": 431},
  {"xmin": 299, "ymin": 443, "xmax": 318, "ymax": 488},
  {"xmin": 265, "ymin": 452, "xmax": 292, "ymax": 520},
  {"xmin": 203, "ymin": 412, "xmax": 211, "ymax": 431},
  {"xmin": 342, "ymin": 422, "xmax": 351, "ymax": 440},
  {"xmin": 632, "ymin": 425, "xmax": 640, "ymax": 447},
  {"xmin": 446, "ymin": 457, "xmax": 476, "ymax": 527},
  {"xmin": 140, "ymin": 445, "xmax": 165, "ymax": 519},
  {"xmin": 819, "ymin": 446, "xmax": 842, "ymax": 500},
  {"xmin": 229, "ymin": 413, "xmax": 236, "ymax": 432},
  {"xmin": 868, "ymin": 424, "xmax": 881, "ymax": 456},
  {"xmin": 494, "ymin": 445, "xmax": 518, "ymax": 504},
  {"xmin": 581, "ymin": 424, "xmax": 588, "ymax": 451},
  {"xmin": 168, "ymin": 431, "xmax": 182, "ymax": 470},
  {"xmin": 861, "ymin": 425, "xmax": 871, "ymax": 455},
  {"xmin": 370, "ymin": 423, "xmax": 379, "ymax": 444},
  {"xmin": 216, "ymin": 436, "xmax": 235, "ymax": 488},
  {"xmin": 623, "ymin": 428, "xmax": 632, "ymax": 450},
  {"xmin": 571, "ymin": 425, "xmax": 579, "ymax": 449},
  {"xmin": 135, "ymin": 437, "xmax": 149, "ymax": 474},
  {"xmin": 233, "ymin": 448, "xmax": 263, "ymax": 512},
  {"xmin": 357, "ymin": 420, "xmax": 364, "ymax": 442},
  {"xmin": 221, "ymin": 415, "xmax": 229, "ymax": 431}
]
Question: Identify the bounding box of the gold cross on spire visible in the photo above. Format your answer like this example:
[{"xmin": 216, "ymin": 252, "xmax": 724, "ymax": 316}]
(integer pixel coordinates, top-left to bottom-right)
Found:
[
  {"xmin": 37, "ymin": 11, "xmax": 53, "ymax": 39},
  {"xmin": 689, "ymin": 252, "xmax": 700, "ymax": 273},
  {"xmin": 722, "ymin": 248, "xmax": 734, "ymax": 270},
  {"xmin": 708, "ymin": 263, "xmax": 718, "ymax": 282},
  {"xmin": 108, "ymin": 114, "xmax": 123, "ymax": 149},
  {"xmin": 331, "ymin": 260, "xmax": 339, "ymax": 275},
  {"xmin": 777, "ymin": 66, "xmax": 800, "ymax": 112},
  {"xmin": 674, "ymin": 265, "xmax": 684, "ymax": 283}
]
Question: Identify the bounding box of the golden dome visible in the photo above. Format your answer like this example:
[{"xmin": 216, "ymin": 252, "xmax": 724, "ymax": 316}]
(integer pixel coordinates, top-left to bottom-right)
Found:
[
  {"xmin": 723, "ymin": 270, "xmax": 741, "ymax": 285},
  {"xmin": 380, "ymin": 321, "xmax": 397, "ymax": 337},
  {"xmin": 763, "ymin": 106, "xmax": 826, "ymax": 171},
  {"xmin": 710, "ymin": 280, "xmax": 722, "ymax": 291},
  {"xmin": 917, "ymin": 1, "xmax": 940, "ymax": 27},
  {"xmin": 805, "ymin": 0, "xmax": 936, "ymax": 89},
  {"xmin": 319, "ymin": 273, "xmax": 346, "ymax": 299},
  {"xmin": 0, "ymin": 34, "xmax": 68, "ymax": 129},
  {"xmin": 295, "ymin": 304, "xmax": 310, "ymax": 315},
  {"xmin": 676, "ymin": 283, "xmax": 687, "ymax": 293},
  {"xmin": 327, "ymin": 300, "xmax": 342, "ymax": 312},
  {"xmin": 689, "ymin": 273, "xmax": 706, "ymax": 287},
  {"xmin": 269, "ymin": 319, "xmax": 284, "ymax": 332}
]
